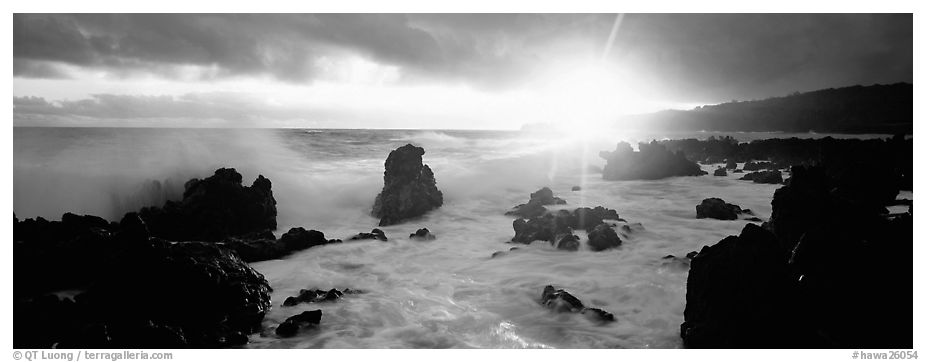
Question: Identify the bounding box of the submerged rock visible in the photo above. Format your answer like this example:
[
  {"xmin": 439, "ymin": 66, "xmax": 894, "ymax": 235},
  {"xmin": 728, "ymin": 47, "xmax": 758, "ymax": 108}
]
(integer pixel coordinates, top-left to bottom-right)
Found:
[
  {"xmin": 528, "ymin": 187, "xmax": 568, "ymax": 205},
  {"xmin": 554, "ymin": 231, "xmax": 580, "ymax": 251},
  {"xmin": 571, "ymin": 186, "xmax": 582, "ymax": 191},
  {"xmin": 490, "ymin": 247, "xmax": 522, "ymax": 259},
  {"xmin": 371, "ymin": 144, "xmax": 444, "ymax": 226},
  {"xmin": 540, "ymin": 285, "xmax": 615, "ymax": 323},
  {"xmin": 276, "ymin": 310, "xmax": 322, "ymax": 338},
  {"xmin": 349, "ymin": 229, "xmax": 388, "ymax": 242},
  {"xmin": 540, "ymin": 285, "xmax": 585, "ymax": 312},
  {"xmin": 600, "ymin": 141, "xmax": 706, "ymax": 180},
  {"xmin": 739, "ymin": 170, "xmax": 783, "ymax": 184},
  {"xmin": 506, "ymin": 187, "xmax": 567, "ymax": 218},
  {"xmin": 571, "ymin": 207, "xmax": 621, "ymax": 229},
  {"xmin": 586, "ymin": 223, "xmax": 622, "ymax": 251},
  {"xmin": 695, "ymin": 198, "xmax": 745, "ymax": 220},
  {"xmin": 138, "ymin": 168, "xmax": 277, "ymax": 242},
  {"xmin": 409, "ymin": 228, "xmax": 436, "ymax": 240},
  {"xmin": 282, "ymin": 288, "xmax": 362, "ymax": 307},
  {"xmin": 511, "ymin": 215, "xmax": 565, "ymax": 245}
]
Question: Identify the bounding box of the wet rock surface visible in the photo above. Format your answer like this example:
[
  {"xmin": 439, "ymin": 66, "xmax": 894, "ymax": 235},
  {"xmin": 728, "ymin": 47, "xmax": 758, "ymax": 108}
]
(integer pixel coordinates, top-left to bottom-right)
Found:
[
  {"xmin": 282, "ymin": 288, "xmax": 362, "ymax": 307},
  {"xmin": 510, "ymin": 205, "xmax": 626, "ymax": 251},
  {"xmin": 695, "ymin": 198, "xmax": 748, "ymax": 220},
  {"xmin": 600, "ymin": 141, "xmax": 706, "ymax": 180},
  {"xmin": 138, "ymin": 168, "xmax": 278, "ymax": 242},
  {"xmin": 12, "ymin": 167, "xmax": 349, "ymax": 348},
  {"xmin": 349, "ymin": 228, "xmax": 388, "ymax": 241},
  {"xmin": 221, "ymin": 227, "xmax": 339, "ymax": 263},
  {"xmin": 409, "ymin": 228, "xmax": 436, "ymax": 240},
  {"xmin": 506, "ymin": 187, "xmax": 567, "ymax": 218},
  {"xmin": 586, "ymin": 223, "xmax": 622, "ymax": 251},
  {"xmin": 372, "ymin": 144, "xmax": 444, "ymax": 226},
  {"xmin": 553, "ymin": 231, "xmax": 581, "ymax": 251},
  {"xmin": 275, "ymin": 310, "xmax": 322, "ymax": 338},
  {"xmin": 540, "ymin": 285, "xmax": 615, "ymax": 323},
  {"xmin": 739, "ymin": 170, "xmax": 783, "ymax": 184}
]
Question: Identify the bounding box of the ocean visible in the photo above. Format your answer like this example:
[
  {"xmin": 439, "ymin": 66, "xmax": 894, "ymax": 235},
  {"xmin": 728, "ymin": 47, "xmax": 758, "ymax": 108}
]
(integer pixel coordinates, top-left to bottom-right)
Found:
[{"xmin": 12, "ymin": 127, "xmax": 895, "ymax": 348}]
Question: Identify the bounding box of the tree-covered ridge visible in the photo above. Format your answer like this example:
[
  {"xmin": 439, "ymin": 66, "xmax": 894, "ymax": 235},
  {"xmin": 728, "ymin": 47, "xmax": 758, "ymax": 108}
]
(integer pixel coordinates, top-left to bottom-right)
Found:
[{"xmin": 621, "ymin": 83, "xmax": 912, "ymax": 134}]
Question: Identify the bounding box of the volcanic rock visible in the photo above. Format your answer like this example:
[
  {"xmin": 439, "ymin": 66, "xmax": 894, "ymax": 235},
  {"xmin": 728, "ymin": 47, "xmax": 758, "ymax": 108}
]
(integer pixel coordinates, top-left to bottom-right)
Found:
[
  {"xmin": 349, "ymin": 229, "xmax": 388, "ymax": 242},
  {"xmin": 506, "ymin": 187, "xmax": 567, "ymax": 218},
  {"xmin": 739, "ymin": 170, "xmax": 783, "ymax": 184},
  {"xmin": 371, "ymin": 144, "xmax": 444, "ymax": 226},
  {"xmin": 540, "ymin": 285, "xmax": 615, "ymax": 323},
  {"xmin": 586, "ymin": 223, "xmax": 622, "ymax": 251},
  {"xmin": 695, "ymin": 198, "xmax": 744, "ymax": 220},
  {"xmin": 282, "ymin": 288, "xmax": 362, "ymax": 307},
  {"xmin": 137, "ymin": 168, "xmax": 278, "ymax": 242},
  {"xmin": 275, "ymin": 310, "xmax": 322, "ymax": 338},
  {"xmin": 600, "ymin": 141, "xmax": 706, "ymax": 180},
  {"xmin": 409, "ymin": 228, "xmax": 436, "ymax": 240}
]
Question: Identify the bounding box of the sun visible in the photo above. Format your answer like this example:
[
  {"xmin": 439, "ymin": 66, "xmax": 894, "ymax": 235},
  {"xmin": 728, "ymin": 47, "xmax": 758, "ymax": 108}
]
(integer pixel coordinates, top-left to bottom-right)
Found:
[{"xmin": 530, "ymin": 60, "xmax": 627, "ymax": 137}]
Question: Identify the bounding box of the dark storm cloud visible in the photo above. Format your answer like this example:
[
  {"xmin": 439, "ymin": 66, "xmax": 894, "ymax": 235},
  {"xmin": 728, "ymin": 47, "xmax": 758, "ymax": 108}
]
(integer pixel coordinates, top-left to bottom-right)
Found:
[
  {"xmin": 12, "ymin": 93, "xmax": 327, "ymax": 126},
  {"xmin": 12, "ymin": 13, "xmax": 608, "ymax": 85},
  {"xmin": 13, "ymin": 13, "xmax": 912, "ymax": 102},
  {"xmin": 609, "ymin": 14, "xmax": 913, "ymax": 101}
]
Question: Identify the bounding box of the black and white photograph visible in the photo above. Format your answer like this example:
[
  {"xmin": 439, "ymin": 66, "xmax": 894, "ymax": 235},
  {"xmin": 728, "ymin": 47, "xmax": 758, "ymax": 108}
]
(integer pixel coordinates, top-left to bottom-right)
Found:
[{"xmin": 8, "ymin": 4, "xmax": 919, "ymax": 355}]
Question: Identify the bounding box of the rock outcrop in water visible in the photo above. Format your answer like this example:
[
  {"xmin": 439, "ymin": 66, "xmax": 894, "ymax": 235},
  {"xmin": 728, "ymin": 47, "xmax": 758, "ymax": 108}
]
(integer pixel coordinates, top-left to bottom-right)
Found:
[
  {"xmin": 349, "ymin": 228, "xmax": 388, "ymax": 241},
  {"xmin": 695, "ymin": 198, "xmax": 751, "ymax": 220},
  {"xmin": 739, "ymin": 170, "xmax": 783, "ymax": 184},
  {"xmin": 409, "ymin": 228, "xmax": 436, "ymax": 240},
  {"xmin": 586, "ymin": 223, "xmax": 622, "ymax": 251},
  {"xmin": 221, "ymin": 227, "xmax": 340, "ymax": 263},
  {"xmin": 372, "ymin": 144, "xmax": 444, "ymax": 226},
  {"xmin": 275, "ymin": 310, "xmax": 322, "ymax": 338},
  {"xmin": 540, "ymin": 285, "xmax": 615, "ymax": 323},
  {"xmin": 682, "ymin": 159, "xmax": 913, "ymax": 348},
  {"xmin": 511, "ymin": 207, "xmax": 624, "ymax": 251},
  {"xmin": 282, "ymin": 288, "xmax": 362, "ymax": 307},
  {"xmin": 138, "ymin": 168, "xmax": 277, "ymax": 242},
  {"xmin": 713, "ymin": 168, "xmax": 727, "ymax": 176},
  {"xmin": 506, "ymin": 187, "xmax": 567, "ymax": 218},
  {"xmin": 599, "ymin": 141, "xmax": 706, "ymax": 180}
]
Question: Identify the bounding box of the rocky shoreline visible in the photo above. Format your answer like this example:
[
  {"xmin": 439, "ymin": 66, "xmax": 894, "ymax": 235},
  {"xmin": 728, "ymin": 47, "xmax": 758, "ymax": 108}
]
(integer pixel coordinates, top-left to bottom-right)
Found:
[
  {"xmin": 681, "ymin": 136, "xmax": 913, "ymax": 348},
  {"xmin": 13, "ymin": 136, "xmax": 912, "ymax": 348}
]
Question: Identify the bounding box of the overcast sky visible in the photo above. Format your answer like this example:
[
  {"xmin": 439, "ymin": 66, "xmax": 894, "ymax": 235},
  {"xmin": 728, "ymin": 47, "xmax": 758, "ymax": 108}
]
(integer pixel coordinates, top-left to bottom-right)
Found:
[{"xmin": 13, "ymin": 13, "xmax": 913, "ymax": 129}]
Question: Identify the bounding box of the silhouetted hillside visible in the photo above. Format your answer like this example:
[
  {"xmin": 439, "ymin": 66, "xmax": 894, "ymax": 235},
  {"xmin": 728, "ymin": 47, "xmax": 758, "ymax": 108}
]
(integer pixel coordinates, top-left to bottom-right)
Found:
[{"xmin": 619, "ymin": 83, "xmax": 912, "ymax": 134}]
